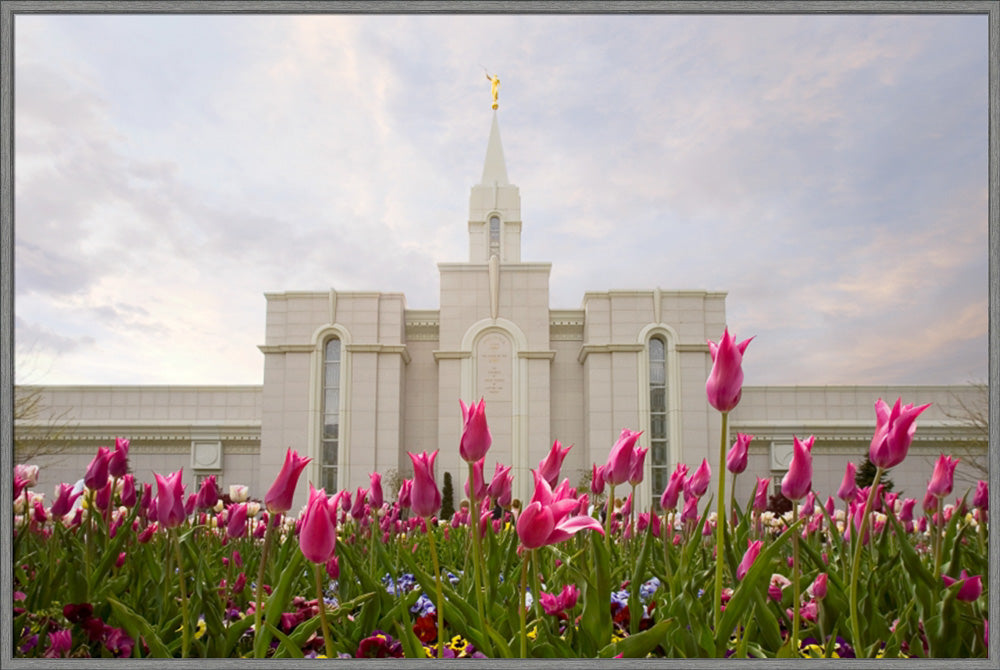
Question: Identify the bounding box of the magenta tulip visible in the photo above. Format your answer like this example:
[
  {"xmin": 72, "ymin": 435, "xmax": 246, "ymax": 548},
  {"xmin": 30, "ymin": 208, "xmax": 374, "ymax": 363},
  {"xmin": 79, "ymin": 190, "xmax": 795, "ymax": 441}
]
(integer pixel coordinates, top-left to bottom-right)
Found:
[
  {"xmin": 973, "ymin": 480, "xmax": 988, "ymax": 510},
  {"xmin": 517, "ymin": 469, "xmax": 604, "ymax": 549},
  {"xmin": 736, "ymin": 539, "xmax": 763, "ymax": 581},
  {"xmin": 227, "ymin": 503, "xmax": 248, "ymax": 539},
  {"xmin": 350, "ymin": 487, "xmax": 368, "ymax": 521},
  {"xmin": 604, "ymin": 428, "xmax": 643, "ymax": 486},
  {"xmin": 153, "ymin": 469, "xmax": 186, "ymax": 528},
  {"xmin": 464, "ymin": 458, "xmax": 487, "ymax": 502},
  {"xmin": 539, "ymin": 584, "xmax": 579, "ymax": 616},
  {"xmin": 264, "ymin": 448, "xmax": 312, "ymax": 514},
  {"xmin": 680, "ymin": 495, "xmax": 699, "ymax": 524},
  {"xmin": 459, "ymin": 398, "xmax": 492, "ymax": 463},
  {"xmin": 194, "ymin": 475, "xmax": 219, "ymax": 510},
  {"xmin": 660, "ymin": 463, "xmax": 689, "ymax": 511},
  {"xmin": 299, "ymin": 485, "xmax": 337, "ymax": 564},
  {"xmin": 84, "ymin": 447, "xmax": 111, "ymax": 491},
  {"xmin": 868, "ymin": 398, "xmax": 932, "ymax": 469},
  {"xmin": 408, "ymin": 450, "xmax": 441, "ymax": 519},
  {"xmin": 811, "ymin": 572, "xmax": 828, "ymax": 600},
  {"xmin": 684, "ymin": 459, "xmax": 711, "ymax": 499},
  {"xmin": 837, "ymin": 462, "xmax": 858, "ymax": 502},
  {"xmin": 927, "ymin": 454, "xmax": 960, "ymax": 499},
  {"xmin": 108, "ymin": 437, "xmax": 130, "ymax": 479},
  {"xmin": 628, "ymin": 445, "xmax": 649, "ymax": 486},
  {"xmin": 780, "ymin": 435, "xmax": 815, "ymax": 502},
  {"xmin": 397, "ymin": 479, "xmax": 412, "ymax": 509},
  {"xmin": 942, "ymin": 570, "xmax": 982, "ymax": 602},
  {"xmin": 726, "ymin": 433, "xmax": 753, "ymax": 474},
  {"xmin": 50, "ymin": 483, "xmax": 82, "ymax": 517},
  {"xmin": 369, "ymin": 472, "xmax": 383, "ymax": 509},
  {"xmin": 590, "ymin": 463, "xmax": 606, "ymax": 495},
  {"xmin": 753, "ymin": 477, "xmax": 770, "ymax": 513},
  {"xmin": 538, "ymin": 440, "xmax": 572, "ymax": 487},
  {"xmin": 705, "ymin": 328, "xmax": 753, "ymax": 413},
  {"xmin": 120, "ymin": 474, "xmax": 137, "ymax": 507},
  {"xmin": 486, "ymin": 462, "xmax": 513, "ymax": 506}
]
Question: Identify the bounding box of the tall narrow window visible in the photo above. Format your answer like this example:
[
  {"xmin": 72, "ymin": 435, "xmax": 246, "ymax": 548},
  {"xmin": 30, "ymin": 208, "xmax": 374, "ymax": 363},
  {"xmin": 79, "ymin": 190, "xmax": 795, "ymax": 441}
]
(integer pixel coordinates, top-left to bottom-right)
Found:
[
  {"xmin": 321, "ymin": 338, "xmax": 341, "ymax": 492},
  {"xmin": 488, "ymin": 215, "xmax": 501, "ymax": 259},
  {"xmin": 649, "ymin": 336, "xmax": 669, "ymax": 501}
]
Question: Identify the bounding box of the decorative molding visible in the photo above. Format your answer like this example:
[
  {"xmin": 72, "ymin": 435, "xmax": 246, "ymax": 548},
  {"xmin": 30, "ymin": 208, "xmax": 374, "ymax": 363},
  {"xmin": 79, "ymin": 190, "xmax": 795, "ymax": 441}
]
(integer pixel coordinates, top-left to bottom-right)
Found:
[
  {"xmin": 433, "ymin": 350, "xmax": 473, "ymax": 360},
  {"xmin": 675, "ymin": 344, "xmax": 711, "ymax": 353},
  {"xmin": 576, "ymin": 343, "xmax": 644, "ymax": 364},
  {"xmin": 518, "ymin": 350, "xmax": 556, "ymax": 360},
  {"xmin": 257, "ymin": 344, "xmax": 315, "ymax": 354},
  {"xmin": 346, "ymin": 344, "xmax": 412, "ymax": 364}
]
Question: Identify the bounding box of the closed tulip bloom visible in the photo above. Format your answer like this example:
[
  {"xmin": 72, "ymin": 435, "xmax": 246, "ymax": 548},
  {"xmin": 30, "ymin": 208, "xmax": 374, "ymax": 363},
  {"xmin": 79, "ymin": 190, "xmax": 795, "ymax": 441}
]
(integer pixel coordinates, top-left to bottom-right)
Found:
[
  {"xmin": 837, "ymin": 462, "xmax": 858, "ymax": 502},
  {"xmin": 408, "ymin": 450, "xmax": 441, "ymax": 519},
  {"xmin": 973, "ymin": 480, "xmax": 988, "ymax": 510},
  {"xmin": 50, "ymin": 483, "xmax": 82, "ymax": 518},
  {"xmin": 195, "ymin": 475, "xmax": 219, "ymax": 510},
  {"xmin": 397, "ymin": 479, "xmax": 412, "ymax": 509},
  {"xmin": 726, "ymin": 433, "xmax": 753, "ymax": 474},
  {"xmin": 369, "ymin": 472, "xmax": 383, "ymax": 509},
  {"xmin": 736, "ymin": 539, "xmax": 763, "ymax": 581},
  {"xmin": 680, "ymin": 495, "xmax": 699, "ymax": 524},
  {"xmin": 868, "ymin": 398, "xmax": 932, "ymax": 469},
  {"xmin": 487, "ymin": 462, "xmax": 513, "ymax": 505},
  {"xmin": 628, "ymin": 446, "xmax": 649, "ymax": 486},
  {"xmin": 898, "ymin": 497, "xmax": 917, "ymax": 523},
  {"xmin": 120, "ymin": 474, "xmax": 137, "ymax": 508},
  {"xmin": 299, "ymin": 485, "xmax": 337, "ymax": 564},
  {"xmin": 604, "ymin": 429, "xmax": 643, "ymax": 486},
  {"xmin": 265, "ymin": 448, "xmax": 312, "ymax": 514},
  {"xmin": 154, "ymin": 469, "xmax": 186, "ymax": 528},
  {"xmin": 350, "ymin": 487, "xmax": 367, "ymax": 520},
  {"xmin": 539, "ymin": 440, "xmax": 572, "ymax": 487},
  {"xmin": 705, "ymin": 328, "xmax": 753, "ymax": 413},
  {"xmin": 927, "ymin": 454, "xmax": 960, "ymax": 499},
  {"xmin": 810, "ymin": 573, "xmax": 828, "ymax": 600},
  {"xmin": 780, "ymin": 435, "xmax": 815, "ymax": 502},
  {"xmin": 108, "ymin": 437, "xmax": 130, "ymax": 479},
  {"xmin": 684, "ymin": 459, "xmax": 711, "ymax": 499},
  {"xmin": 942, "ymin": 570, "xmax": 982, "ymax": 602},
  {"xmin": 590, "ymin": 463, "xmax": 606, "ymax": 496},
  {"xmin": 229, "ymin": 484, "xmax": 249, "ymax": 503},
  {"xmin": 227, "ymin": 503, "xmax": 248, "ymax": 539},
  {"xmin": 660, "ymin": 463, "xmax": 689, "ymax": 511},
  {"xmin": 753, "ymin": 477, "xmax": 770, "ymax": 512},
  {"xmin": 84, "ymin": 447, "xmax": 111, "ymax": 491},
  {"xmin": 459, "ymin": 398, "xmax": 492, "ymax": 463}
]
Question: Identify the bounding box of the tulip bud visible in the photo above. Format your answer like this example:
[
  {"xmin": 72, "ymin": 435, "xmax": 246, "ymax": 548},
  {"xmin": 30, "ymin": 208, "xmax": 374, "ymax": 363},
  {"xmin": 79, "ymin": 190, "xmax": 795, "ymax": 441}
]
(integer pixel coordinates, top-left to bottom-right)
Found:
[
  {"xmin": 265, "ymin": 449, "xmax": 311, "ymax": 514},
  {"xmin": 229, "ymin": 485, "xmax": 249, "ymax": 503},
  {"xmin": 780, "ymin": 435, "xmax": 814, "ymax": 502},
  {"xmin": 538, "ymin": 440, "xmax": 572, "ymax": 488},
  {"xmin": 705, "ymin": 328, "xmax": 753, "ymax": 413},
  {"xmin": 726, "ymin": 433, "xmax": 753, "ymax": 474},
  {"xmin": 927, "ymin": 454, "xmax": 959, "ymax": 499},
  {"xmin": 459, "ymin": 398, "xmax": 492, "ymax": 463},
  {"xmin": 84, "ymin": 447, "xmax": 111, "ymax": 491},
  {"xmin": 408, "ymin": 450, "xmax": 441, "ymax": 519}
]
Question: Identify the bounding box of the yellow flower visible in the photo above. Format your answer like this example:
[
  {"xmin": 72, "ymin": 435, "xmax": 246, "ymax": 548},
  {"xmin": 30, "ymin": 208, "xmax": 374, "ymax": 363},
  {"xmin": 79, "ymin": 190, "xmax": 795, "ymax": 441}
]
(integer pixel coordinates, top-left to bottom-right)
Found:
[
  {"xmin": 448, "ymin": 635, "xmax": 468, "ymax": 652},
  {"xmin": 526, "ymin": 626, "xmax": 538, "ymax": 640}
]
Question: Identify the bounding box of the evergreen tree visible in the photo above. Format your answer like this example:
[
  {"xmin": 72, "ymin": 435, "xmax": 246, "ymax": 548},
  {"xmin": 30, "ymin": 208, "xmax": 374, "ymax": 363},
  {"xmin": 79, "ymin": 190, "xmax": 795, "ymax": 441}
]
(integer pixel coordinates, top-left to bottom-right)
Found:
[
  {"xmin": 854, "ymin": 454, "xmax": 895, "ymax": 492},
  {"xmin": 440, "ymin": 471, "xmax": 456, "ymax": 520}
]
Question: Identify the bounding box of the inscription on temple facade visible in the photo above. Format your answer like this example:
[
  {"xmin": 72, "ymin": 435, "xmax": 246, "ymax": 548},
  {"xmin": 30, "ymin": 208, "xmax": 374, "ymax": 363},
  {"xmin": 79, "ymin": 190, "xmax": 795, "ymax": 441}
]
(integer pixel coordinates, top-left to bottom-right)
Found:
[{"xmin": 476, "ymin": 332, "xmax": 511, "ymax": 400}]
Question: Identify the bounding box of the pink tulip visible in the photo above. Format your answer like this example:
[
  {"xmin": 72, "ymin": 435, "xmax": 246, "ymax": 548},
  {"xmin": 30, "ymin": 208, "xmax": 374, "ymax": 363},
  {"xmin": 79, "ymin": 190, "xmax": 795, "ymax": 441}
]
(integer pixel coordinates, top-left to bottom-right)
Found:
[
  {"xmin": 299, "ymin": 485, "xmax": 337, "ymax": 564},
  {"xmin": 753, "ymin": 477, "xmax": 770, "ymax": 513},
  {"xmin": 869, "ymin": 398, "xmax": 932, "ymax": 469},
  {"xmin": 705, "ymin": 328, "xmax": 753, "ymax": 413},
  {"xmin": 837, "ymin": 462, "xmax": 858, "ymax": 502},
  {"xmin": 264, "ymin": 448, "xmax": 312, "ymax": 514},
  {"xmin": 459, "ymin": 398, "xmax": 492, "ymax": 463},
  {"xmin": 397, "ymin": 479, "xmax": 412, "ymax": 509},
  {"xmin": 628, "ymin": 445, "xmax": 649, "ymax": 486},
  {"xmin": 587, "ymin": 463, "xmax": 605, "ymax": 496},
  {"xmin": 538, "ymin": 440, "xmax": 572, "ymax": 487},
  {"xmin": 604, "ymin": 429, "xmax": 643, "ymax": 486},
  {"xmin": 50, "ymin": 483, "xmax": 82, "ymax": 518},
  {"xmin": 736, "ymin": 539, "xmax": 763, "ymax": 580},
  {"xmin": 350, "ymin": 487, "xmax": 367, "ymax": 520},
  {"xmin": 973, "ymin": 480, "xmax": 988, "ymax": 510},
  {"xmin": 726, "ymin": 433, "xmax": 753, "ymax": 474},
  {"xmin": 941, "ymin": 570, "xmax": 982, "ymax": 602},
  {"xmin": 108, "ymin": 437, "xmax": 130, "ymax": 479},
  {"xmin": 926, "ymin": 454, "xmax": 960, "ymax": 499},
  {"xmin": 684, "ymin": 459, "xmax": 711, "ymax": 499},
  {"xmin": 154, "ymin": 469, "xmax": 186, "ymax": 528},
  {"xmin": 195, "ymin": 475, "xmax": 219, "ymax": 510},
  {"xmin": 680, "ymin": 496, "xmax": 699, "ymax": 524},
  {"xmin": 84, "ymin": 447, "xmax": 111, "ymax": 491},
  {"xmin": 368, "ymin": 472, "xmax": 383, "ymax": 509},
  {"xmin": 780, "ymin": 435, "xmax": 815, "ymax": 502},
  {"xmin": 486, "ymin": 463, "xmax": 513, "ymax": 506},
  {"xmin": 810, "ymin": 572, "xmax": 828, "ymax": 600},
  {"xmin": 660, "ymin": 463, "xmax": 689, "ymax": 511},
  {"xmin": 227, "ymin": 503, "xmax": 248, "ymax": 538},
  {"xmin": 539, "ymin": 584, "xmax": 580, "ymax": 616},
  {"xmin": 516, "ymin": 469, "xmax": 604, "ymax": 549},
  {"xmin": 120, "ymin": 474, "xmax": 137, "ymax": 507},
  {"xmin": 95, "ymin": 481, "xmax": 113, "ymax": 511},
  {"xmin": 408, "ymin": 450, "xmax": 441, "ymax": 519}
]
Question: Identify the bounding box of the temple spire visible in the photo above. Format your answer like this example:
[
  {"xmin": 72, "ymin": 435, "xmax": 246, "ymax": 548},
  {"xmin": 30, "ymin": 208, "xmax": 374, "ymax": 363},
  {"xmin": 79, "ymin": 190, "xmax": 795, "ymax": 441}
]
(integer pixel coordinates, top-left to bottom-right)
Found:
[{"xmin": 480, "ymin": 111, "xmax": 509, "ymax": 186}]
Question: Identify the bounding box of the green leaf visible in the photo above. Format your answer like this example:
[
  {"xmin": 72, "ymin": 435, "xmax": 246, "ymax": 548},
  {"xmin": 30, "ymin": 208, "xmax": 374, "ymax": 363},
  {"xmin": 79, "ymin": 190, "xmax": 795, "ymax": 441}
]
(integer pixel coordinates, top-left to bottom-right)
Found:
[
  {"xmin": 598, "ymin": 617, "xmax": 675, "ymax": 658},
  {"xmin": 106, "ymin": 595, "xmax": 172, "ymax": 658},
  {"xmin": 265, "ymin": 620, "xmax": 305, "ymax": 658},
  {"xmin": 253, "ymin": 545, "xmax": 305, "ymax": 658}
]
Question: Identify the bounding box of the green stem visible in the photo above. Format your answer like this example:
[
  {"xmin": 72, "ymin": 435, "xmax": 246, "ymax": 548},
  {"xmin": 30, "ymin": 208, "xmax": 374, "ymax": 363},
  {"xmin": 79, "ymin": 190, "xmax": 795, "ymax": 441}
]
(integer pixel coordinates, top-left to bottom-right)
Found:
[
  {"xmin": 791, "ymin": 504, "xmax": 800, "ymax": 654},
  {"xmin": 425, "ymin": 516, "xmax": 446, "ymax": 659},
  {"xmin": 848, "ymin": 464, "xmax": 883, "ymax": 657},
  {"xmin": 519, "ymin": 553, "xmax": 529, "ymax": 658},
  {"xmin": 253, "ymin": 516, "xmax": 277, "ymax": 657},
  {"xmin": 933, "ymin": 495, "xmax": 945, "ymax": 578},
  {"xmin": 605, "ymin": 484, "xmax": 617, "ymax": 546},
  {"xmin": 313, "ymin": 563, "xmax": 334, "ymax": 658},
  {"xmin": 714, "ymin": 411, "xmax": 729, "ymax": 633},
  {"xmin": 467, "ymin": 463, "xmax": 488, "ymax": 629},
  {"xmin": 171, "ymin": 528, "xmax": 191, "ymax": 659}
]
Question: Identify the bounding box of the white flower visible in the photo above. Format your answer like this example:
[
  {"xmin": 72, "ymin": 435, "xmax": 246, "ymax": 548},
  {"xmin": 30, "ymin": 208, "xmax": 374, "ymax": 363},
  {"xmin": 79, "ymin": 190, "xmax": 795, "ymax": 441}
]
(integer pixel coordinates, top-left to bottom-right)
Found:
[{"xmin": 229, "ymin": 484, "xmax": 249, "ymax": 503}]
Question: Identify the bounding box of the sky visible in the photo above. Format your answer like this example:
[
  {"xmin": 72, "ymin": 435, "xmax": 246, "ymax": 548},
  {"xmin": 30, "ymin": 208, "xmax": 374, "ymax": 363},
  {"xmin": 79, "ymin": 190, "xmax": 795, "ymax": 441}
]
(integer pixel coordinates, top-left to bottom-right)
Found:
[{"xmin": 12, "ymin": 11, "xmax": 991, "ymax": 387}]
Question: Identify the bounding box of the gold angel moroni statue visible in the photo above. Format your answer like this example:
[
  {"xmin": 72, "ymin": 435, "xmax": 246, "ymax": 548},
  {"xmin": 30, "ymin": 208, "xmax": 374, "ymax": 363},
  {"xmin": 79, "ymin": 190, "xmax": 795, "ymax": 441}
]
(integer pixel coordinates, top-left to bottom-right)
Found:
[{"xmin": 485, "ymin": 71, "xmax": 499, "ymax": 110}]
